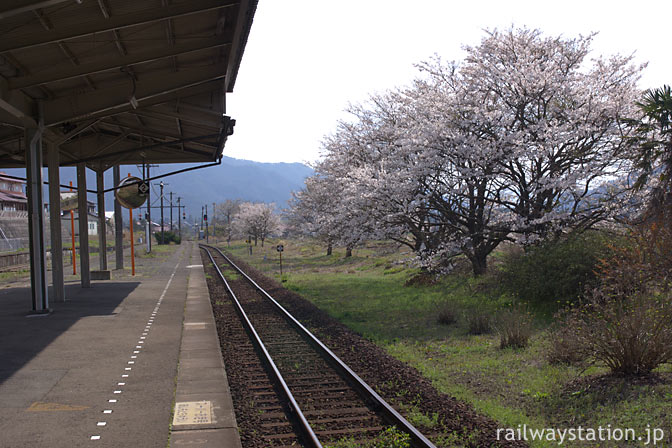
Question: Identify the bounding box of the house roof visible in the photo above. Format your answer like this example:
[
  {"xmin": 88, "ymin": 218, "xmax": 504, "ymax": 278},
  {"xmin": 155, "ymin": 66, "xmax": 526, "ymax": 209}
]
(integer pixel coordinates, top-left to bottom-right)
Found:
[
  {"xmin": 0, "ymin": 191, "xmax": 27, "ymax": 203},
  {"xmin": 0, "ymin": 0, "xmax": 257, "ymax": 169},
  {"xmin": 0, "ymin": 172, "xmax": 26, "ymax": 184}
]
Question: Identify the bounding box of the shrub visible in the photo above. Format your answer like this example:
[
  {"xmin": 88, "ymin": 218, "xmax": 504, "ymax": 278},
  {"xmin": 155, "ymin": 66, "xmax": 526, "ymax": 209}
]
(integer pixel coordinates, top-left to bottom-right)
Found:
[
  {"xmin": 495, "ymin": 306, "xmax": 533, "ymax": 349},
  {"xmin": 154, "ymin": 231, "xmax": 181, "ymax": 245},
  {"xmin": 404, "ymin": 272, "xmax": 437, "ymax": 287},
  {"xmin": 556, "ymin": 227, "xmax": 672, "ymax": 375},
  {"xmin": 500, "ymin": 231, "xmax": 613, "ymax": 306},
  {"xmin": 466, "ymin": 312, "xmax": 492, "ymax": 335},
  {"xmin": 563, "ymin": 290, "xmax": 672, "ymax": 375},
  {"xmin": 436, "ymin": 307, "xmax": 457, "ymax": 325},
  {"xmin": 546, "ymin": 321, "xmax": 587, "ymax": 365}
]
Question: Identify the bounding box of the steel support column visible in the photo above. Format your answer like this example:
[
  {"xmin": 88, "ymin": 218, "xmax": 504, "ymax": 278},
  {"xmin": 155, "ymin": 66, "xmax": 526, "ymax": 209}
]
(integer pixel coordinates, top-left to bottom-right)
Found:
[
  {"xmin": 47, "ymin": 143, "xmax": 65, "ymax": 302},
  {"xmin": 96, "ymin": 169, "xmax": 107, "ymax": 270},
  {"xmin": 26, "ymin": 127, "xmax": 49, "ymax": 312},
  {"xmin": 113, "ymin": 165, "xmax": 123, "ymax": 269},
  {"xmin": 77, "ymin": 163, "xmax": 91, "ymax": 287}
]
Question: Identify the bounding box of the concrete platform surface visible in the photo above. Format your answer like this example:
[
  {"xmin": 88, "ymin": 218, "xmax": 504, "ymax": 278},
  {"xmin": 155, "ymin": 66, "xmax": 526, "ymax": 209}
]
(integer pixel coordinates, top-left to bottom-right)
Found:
[{"xmin": 0, "ymin": 241, "xmax": 241, "ymax": 448}]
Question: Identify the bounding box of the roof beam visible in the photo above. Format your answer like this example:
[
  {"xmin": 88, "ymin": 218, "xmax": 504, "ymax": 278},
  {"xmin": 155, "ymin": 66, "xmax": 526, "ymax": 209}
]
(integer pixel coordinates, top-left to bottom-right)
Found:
[
  {"xmin": 62, "ymin": 133, "xmax": 219, "ymax": 165},
  {"xmin": 0, "ymin": 0, "xmax": 238, "ymax": 54},
  {"xmin": 226, "ymin": 0, "xmax": 253, "ymax": 92},
  {"xmin": 130, "ymin": 106, "xmax": 223, "ymax": 129},
  {"xmin": 172, "ymin": 101, "xmax": 224, "ymax": 117},
  {"xmin": 9, "ymin": 37, "xmax": 231, "ymax": 89},
  {"xmin": 97, "ymin": 0, "xmax": 129, "ymax": 57},
  {"xmin": 160, "ymin": 0, "xmax": 178, "ymax": 72},
  {"xmin": 0, "ymin": 76, "xmax": 37, "ymax": 128},
  {"xmin": 84, "ymin": 80, "xmax": 227, "ymax": 124},
  {"xmin": 0, "ymin": 0, "xmax": 76, "ymax": 20},
  {"xmin": 32, "ymin": 8, "xmax": 98, "ymax": 91},
  {"xmin": 176, "ymin": 117, "xmax": 185, "ymax": 152},
  {"xmin": 56, "ymin": 118, "xmax": 98, "ymax": 145},
  {"xmin": 95, "ymin": 120, "xmax": 218, "ymax": 149},
  {"xmin": 43, "ymin": 66, "xmax": 227, "ymax": 125}
]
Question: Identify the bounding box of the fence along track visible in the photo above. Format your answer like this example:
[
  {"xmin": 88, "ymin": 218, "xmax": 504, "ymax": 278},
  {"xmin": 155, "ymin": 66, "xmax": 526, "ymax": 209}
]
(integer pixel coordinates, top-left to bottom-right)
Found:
[{"xmin": 201, "ymin": 244, "xmax": 437, "ymax": 448}]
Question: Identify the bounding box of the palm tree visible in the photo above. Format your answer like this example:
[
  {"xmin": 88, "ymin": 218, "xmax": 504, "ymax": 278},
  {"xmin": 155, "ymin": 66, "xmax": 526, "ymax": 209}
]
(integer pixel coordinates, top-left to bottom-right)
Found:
[{"xmin": 632, "ymin": 85, "xmax": 672, "ymax": 193}]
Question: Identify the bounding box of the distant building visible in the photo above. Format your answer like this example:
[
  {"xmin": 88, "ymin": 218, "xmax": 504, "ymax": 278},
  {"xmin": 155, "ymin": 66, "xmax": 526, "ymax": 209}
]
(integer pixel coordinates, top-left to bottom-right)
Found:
[
  {"xmin": 0, "ymin": 173, "xmax": 27, "ymax": 212},
  {"xmin": 56, "ymin": 201, "xmax": 105, "ymax": 236}
]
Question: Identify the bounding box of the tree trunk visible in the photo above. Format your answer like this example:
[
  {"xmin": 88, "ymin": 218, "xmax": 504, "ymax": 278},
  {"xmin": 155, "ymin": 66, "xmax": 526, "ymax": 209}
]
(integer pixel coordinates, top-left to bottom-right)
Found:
[
  {"xmin": 326, "ymin": 243, "xmax": 332, "ymax": 256},
  {"xmin": 254, "ymin": 236, "xmax": 258, "ymax": 246},
  {"xmin": 345, "ymin": 246, "xmax": 352, "ymax": 258},
  {"xmin": 470, "ymin": 254, "xmax": 487, "ymax": 276},
  {"xmin": 260, "ymin": 237, "xmax": 264, "ymax": 247}
]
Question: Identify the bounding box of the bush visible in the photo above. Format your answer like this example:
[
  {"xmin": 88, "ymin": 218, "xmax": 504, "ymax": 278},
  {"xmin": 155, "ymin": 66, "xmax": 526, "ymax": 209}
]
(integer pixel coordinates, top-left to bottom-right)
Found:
[
  {"xmin": 466, "ymin": 312, "xmax": 492, "ymax": 335},
  {"xmin": 547, "ymin": 322, "xmax": 587, "ymax": 365},
  {"xmin": 495, "ymin": 306, "xmax": 533, "ymax": 349},
  {"xmin": 556, "ymin": 228, "xmax": 672, "ymax": 375},
  {"xmin": 500, "ymin": 231, "xmax": 613, "ymax": 306},
  {"xmin": 562, "ymin": 291, "xmax": 672, "ymax": 375},
  {"xmin": 154, "ymin": 231, "xmax": 181, "ymax": 245},
  {"xmin": 436, "ymin": 307, "xmax": 457, "ymax": 325}
]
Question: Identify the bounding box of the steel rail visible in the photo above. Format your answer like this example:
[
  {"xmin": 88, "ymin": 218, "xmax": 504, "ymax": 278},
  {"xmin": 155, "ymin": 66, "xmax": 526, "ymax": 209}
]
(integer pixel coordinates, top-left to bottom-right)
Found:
[
  {"xmin": 204, "ymin": 244, "xmax": 438, "ymax": 448},
  {"xmin": 200, "ymin": 245, "xmax": 322, "ymax": 448}
]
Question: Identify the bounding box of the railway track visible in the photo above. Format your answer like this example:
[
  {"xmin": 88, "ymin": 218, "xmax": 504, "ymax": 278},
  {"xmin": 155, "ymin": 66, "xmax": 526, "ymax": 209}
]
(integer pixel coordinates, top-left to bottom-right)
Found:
[{"xmin": 200, "ymin": 244, "xmax": 437, "ymax": 448}]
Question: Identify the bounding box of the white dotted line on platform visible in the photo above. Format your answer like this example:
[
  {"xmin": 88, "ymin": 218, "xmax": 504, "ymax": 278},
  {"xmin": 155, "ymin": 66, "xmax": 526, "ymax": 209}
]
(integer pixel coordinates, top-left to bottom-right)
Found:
[{"xmin": 90, "ymin": 263, "xmax": 179, "ymax": 441}]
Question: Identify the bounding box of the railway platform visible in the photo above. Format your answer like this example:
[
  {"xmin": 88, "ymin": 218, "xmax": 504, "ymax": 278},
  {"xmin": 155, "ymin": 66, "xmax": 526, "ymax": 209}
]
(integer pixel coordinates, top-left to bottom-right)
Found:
[{"xmin": 0, "ymin": 242, "xmax": 241, "ymax": 448}]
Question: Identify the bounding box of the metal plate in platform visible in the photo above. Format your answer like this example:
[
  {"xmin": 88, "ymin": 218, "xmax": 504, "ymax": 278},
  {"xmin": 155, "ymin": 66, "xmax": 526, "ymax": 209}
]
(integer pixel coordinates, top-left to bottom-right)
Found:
[{"xmin": 173, "ymin": 401, "xmax": 212, "ymax": 425}]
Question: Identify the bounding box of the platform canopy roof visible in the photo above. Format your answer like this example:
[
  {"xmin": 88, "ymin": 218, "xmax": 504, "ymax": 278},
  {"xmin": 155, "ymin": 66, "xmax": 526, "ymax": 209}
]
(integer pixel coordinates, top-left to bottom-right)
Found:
[{"xmin": 0, "ymin": 0, "xmax": 256, "ymax": 170}]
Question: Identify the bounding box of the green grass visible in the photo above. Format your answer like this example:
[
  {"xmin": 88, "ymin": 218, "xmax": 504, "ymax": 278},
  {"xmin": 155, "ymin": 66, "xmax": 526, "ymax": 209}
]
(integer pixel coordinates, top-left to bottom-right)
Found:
[
  {"xmin": 324, "ymin": 426, "xmax": 411, "ymax": 448},
  {"xmin": 136, "ymin": 242, "xmax": 179, "ymax": 258},
  {"xmin": 221, "ymin": 238, "xmax": 672, "ymax": 447},
  {"xmin": 0, "ymin": 268, "xmax": 31, "ymax": 282}
]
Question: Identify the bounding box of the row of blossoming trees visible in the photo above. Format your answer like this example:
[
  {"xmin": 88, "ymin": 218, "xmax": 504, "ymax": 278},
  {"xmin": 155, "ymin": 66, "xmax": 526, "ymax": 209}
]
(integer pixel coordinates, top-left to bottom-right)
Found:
[
  {"xmin": 216, "ymin": 200, "xmax": 281, "ymax": 247},
  {"xmin": 290, "ymin": 27, "xmax": 657, "ymax": 276}
]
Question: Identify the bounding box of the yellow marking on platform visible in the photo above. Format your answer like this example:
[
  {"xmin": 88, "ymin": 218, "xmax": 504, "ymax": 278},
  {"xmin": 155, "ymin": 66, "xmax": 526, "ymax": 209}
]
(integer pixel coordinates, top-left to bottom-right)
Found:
[
  {"xmin": 172, "ymin": 401, "xmax": 212, "ymax": 425},
  {"xmin": 27, "ymin": 402, "xmax": 89, "ymax": 412}
]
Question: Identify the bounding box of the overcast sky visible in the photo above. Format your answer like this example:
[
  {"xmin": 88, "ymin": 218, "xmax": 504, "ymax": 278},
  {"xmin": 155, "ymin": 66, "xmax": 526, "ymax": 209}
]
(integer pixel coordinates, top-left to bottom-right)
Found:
[{"xmin": 223, "ymin": 0, "xmax": 672, "ymax": 165}]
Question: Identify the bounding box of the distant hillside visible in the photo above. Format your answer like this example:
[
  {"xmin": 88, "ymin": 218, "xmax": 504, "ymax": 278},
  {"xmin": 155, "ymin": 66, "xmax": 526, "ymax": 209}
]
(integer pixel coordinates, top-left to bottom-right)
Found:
[
  {"xmin": 3, "ymin": 156, "xmax": 313, "ymax": 221},
  {"xmin": 161, "ymin": 157, "xmax": 313, "ymax": 219}
]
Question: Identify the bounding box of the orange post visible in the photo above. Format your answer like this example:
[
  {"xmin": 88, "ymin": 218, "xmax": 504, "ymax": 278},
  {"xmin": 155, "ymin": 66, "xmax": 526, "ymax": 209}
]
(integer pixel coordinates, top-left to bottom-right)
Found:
[
  {"xmin": 128, "ymin": 173, "xmax": 135, "ymax": 276},
  {"xmin": 70, "ymin": 181, "xmax": 76, "ymax": 275}
]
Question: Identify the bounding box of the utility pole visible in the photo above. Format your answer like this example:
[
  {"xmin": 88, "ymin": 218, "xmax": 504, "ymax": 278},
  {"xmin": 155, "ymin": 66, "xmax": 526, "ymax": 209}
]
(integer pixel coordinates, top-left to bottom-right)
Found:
[
  {"xmin": 160, "ymin": 181, "xmax": 165, "ymax": 244},
  {"xmin": 212, "ymin": 202, "xmax": 216, "ymax": 240},
  {"xmin": 200, "ymin": 206, "xmax": 204, "ymax": 240},
  {"xmin": 177, "ymin": 197, "xmax": 182, "ymax": 239},
  {"xmin": 69, "ymin": 181, "xmax": 76, "ymax": 275},
  {"xmin": 143, "ymin": 163, "xmax": 149, "ymax": 253},
  {"xmin": 170, "ymin": 192, "xmax": 174, "ymax": 231},
  {"xmin": 205, "ymin": 204, "xmax": 209, "ymax": 243},
  {"xmin": 146, "ymin": 164, "xmax": 157, "ymax": 252}
]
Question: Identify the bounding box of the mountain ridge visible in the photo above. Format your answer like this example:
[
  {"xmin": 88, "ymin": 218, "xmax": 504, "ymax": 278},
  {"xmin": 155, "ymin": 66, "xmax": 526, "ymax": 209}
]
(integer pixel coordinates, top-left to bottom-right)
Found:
[{"xmin": 2, "ymin": 156, "xmax": 313, "ymax": 221}]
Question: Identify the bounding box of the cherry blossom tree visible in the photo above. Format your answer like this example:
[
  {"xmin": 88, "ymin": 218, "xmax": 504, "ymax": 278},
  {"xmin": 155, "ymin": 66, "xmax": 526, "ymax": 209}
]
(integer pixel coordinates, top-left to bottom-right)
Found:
[
  {"xmin": 293, "ymin": 27, "xmax": 643, "ymax": 275},
  {"xmin": 216, "ymin": 199, "xmax": 240, "ymax": 246},
  {"xmin": 406, "ymin": 28, "xmax": 642, "ymax": 273},
  {"xmin": 233, "ymin": 202, "xmax": 281, "ymax": 247},
  {"xmin": 287, "ymin": 174, "xmax": 339, "ymax": 255}
]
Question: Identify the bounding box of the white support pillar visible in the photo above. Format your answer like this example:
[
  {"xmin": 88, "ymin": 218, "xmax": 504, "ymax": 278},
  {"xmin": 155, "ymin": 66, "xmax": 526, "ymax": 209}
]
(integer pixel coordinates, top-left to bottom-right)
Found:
[
  {"xmin": 47, "ymin": 143, "xmax": 65, "ymax": 302},
  {"xmin": 77, "ymin": 162, "xmax": 91, "ymax": 288},
  {"xmin": 26, "ymin": 127, "xmax": 49, "ymax": 313},
  {"xmin": 96, "ymin": 169, "xmax": 107, "ymax": 271}
]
